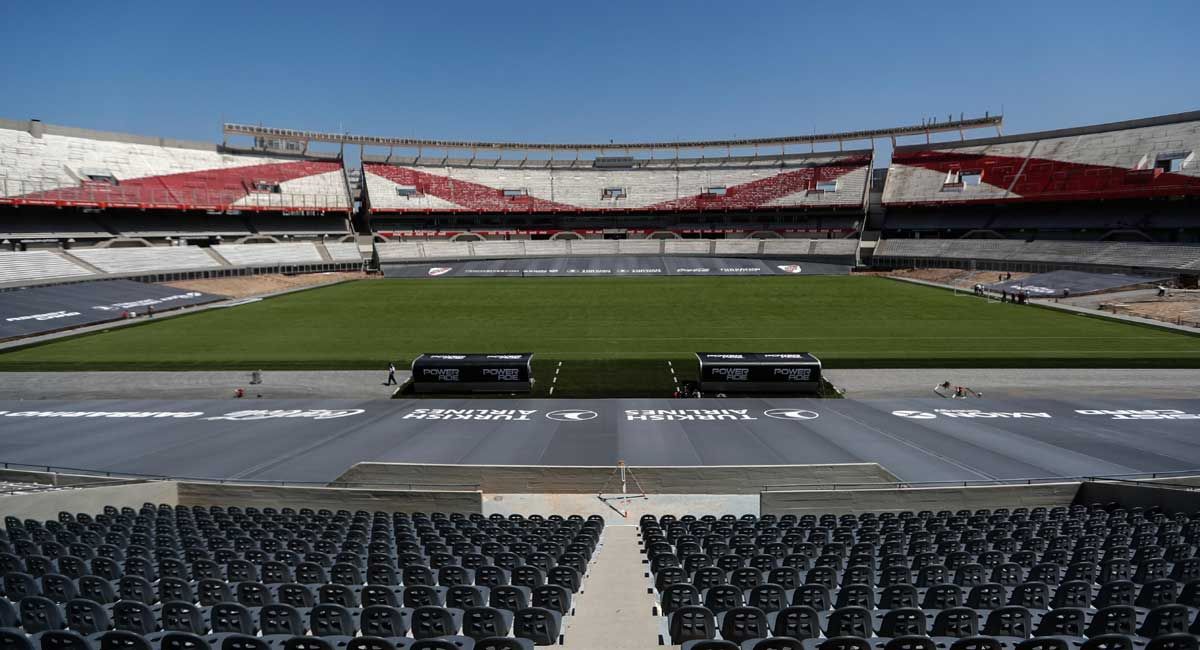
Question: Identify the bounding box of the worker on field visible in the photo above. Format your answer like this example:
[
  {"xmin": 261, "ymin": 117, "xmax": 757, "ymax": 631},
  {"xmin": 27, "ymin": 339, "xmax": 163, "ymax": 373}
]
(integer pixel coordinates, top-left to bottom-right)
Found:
[
  {"xmin": 1158, "ymin": 284, "xmax": 1168, "ymax": 298},
  {"xmin": 383, "ymin": 362, "xmax": 398, "ymax": 386}
]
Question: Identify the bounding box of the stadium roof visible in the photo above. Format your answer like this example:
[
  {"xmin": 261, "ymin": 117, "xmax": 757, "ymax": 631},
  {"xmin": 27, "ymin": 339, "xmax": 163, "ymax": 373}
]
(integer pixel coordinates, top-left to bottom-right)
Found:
[{"xmin": 224, "ymin": 115, "xmax": 1003, "ymax": 153}]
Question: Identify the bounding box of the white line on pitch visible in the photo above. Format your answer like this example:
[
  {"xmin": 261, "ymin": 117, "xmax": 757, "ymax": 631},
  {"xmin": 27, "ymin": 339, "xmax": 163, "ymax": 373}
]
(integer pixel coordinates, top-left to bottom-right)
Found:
[{"xmin": 549, "ymin": 386, "xmax": 555, "ymax": 396}]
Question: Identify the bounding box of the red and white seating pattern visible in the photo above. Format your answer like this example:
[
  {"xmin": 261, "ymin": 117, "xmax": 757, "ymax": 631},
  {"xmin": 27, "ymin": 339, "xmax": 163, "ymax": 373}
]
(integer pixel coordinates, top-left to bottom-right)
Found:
[
  {"xmin": 883, "ymin": 113, "xmax": 1200, "ymax": 205},
  {"xmin": 363, "ymin": 153, "xmax": 870, "ymax": 213},
  {"xmin": 0, "ymin": 125, "xmax": 351, "ymax": 212}
]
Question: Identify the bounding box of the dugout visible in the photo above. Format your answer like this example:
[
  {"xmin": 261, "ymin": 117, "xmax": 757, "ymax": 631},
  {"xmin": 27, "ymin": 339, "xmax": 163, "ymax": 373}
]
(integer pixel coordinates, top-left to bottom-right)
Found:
[
  {"xmin": 696, "ymin": 352, "xmax": 823, "ymax": 395},
  {"xmin": 410, "ymin": 353, "xmax": 534, "ymax": 394}
]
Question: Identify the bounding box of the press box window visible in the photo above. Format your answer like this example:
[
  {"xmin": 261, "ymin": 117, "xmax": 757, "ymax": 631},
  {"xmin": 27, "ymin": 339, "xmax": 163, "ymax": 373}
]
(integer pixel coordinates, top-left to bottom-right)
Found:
[
  {"xmin": 601, "ymin": 187, "xmax": 627, "ymax": 199},
  {"xmin": 250, "ymin": 180, "xmax": 281, "ymax": 193},
  {"xmin": 703, "ymin": 186, "xmax": 727, "ymax": 196},
  {"xmin": 502, "ymin": 188, "xmax": 528, "ymax": 198},
  {"xmin": 816, "ymin": 180, "xmax": 838, "ymax": 192},
  {"xmin": 82, "ymin": 171, "xmax": 118, "ymax": 186},
  {"xmin": 942, "ymin": 169, "xmax": 972, "ymax": 191},
  {"xmin": 395, "ymin": 185, "xmax": 420, "ymax": 197},
  {"xmin": 1155, "ymin": 153, "xmax": 1191, "ymax": 173}
]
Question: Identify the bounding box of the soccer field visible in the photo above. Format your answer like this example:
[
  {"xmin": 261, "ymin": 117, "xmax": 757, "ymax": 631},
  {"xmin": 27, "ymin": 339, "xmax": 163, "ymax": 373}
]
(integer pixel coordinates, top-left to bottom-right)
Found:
[{"xmin": 2, "ymin": 277, "xmax": 1199, "ymax": 381}]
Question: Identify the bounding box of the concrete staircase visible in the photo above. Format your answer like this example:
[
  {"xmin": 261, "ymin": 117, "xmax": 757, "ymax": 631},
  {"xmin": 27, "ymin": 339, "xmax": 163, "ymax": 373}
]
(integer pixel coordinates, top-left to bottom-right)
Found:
[
  {"xmin": 202, "ymin": 246, "xmax": 232, "ymax": 266},
  {"xmin": 560, "ymin": 525, "xmax": 659, "ymax": 650},
  {"xmin": 54, "ymin": 249, "xmax": 104, "ymax": 274},
  {"xmin": 314, "ymin": 242, "xmax": 334, "ymax": 262}
]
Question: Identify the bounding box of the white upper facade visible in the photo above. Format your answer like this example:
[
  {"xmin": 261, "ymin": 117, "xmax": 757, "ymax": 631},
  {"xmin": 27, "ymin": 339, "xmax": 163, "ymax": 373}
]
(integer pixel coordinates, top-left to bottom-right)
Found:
[
  {"xmin": 883, "ymin": 112, "xmax": 1200, "ymax": 206},
  {"xmin": 363, "ymin": 153, "xmax": 871, "ymax": 213},
  {"xmin": 0, "ymin": 120, "xmax": 351, "ymax": 212}
]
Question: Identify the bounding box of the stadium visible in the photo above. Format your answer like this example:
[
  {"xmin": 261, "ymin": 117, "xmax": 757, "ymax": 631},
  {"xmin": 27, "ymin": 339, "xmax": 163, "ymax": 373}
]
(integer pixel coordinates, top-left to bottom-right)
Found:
[{"xmin": 4, "ymin": 3, "xmax": 1200, "ymax": 648}]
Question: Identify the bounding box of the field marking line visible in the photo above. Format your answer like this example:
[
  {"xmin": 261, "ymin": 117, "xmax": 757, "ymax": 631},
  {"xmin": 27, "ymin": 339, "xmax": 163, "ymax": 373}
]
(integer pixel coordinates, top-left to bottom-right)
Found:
[{"xmin": 548, "ymin": 386, "xmax": 555, "ymax": 396}]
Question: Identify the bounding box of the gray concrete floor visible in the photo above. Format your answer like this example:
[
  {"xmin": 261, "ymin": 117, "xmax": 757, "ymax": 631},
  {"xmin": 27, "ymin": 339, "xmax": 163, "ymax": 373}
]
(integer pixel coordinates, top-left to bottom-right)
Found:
[
  {"xmin": 823, "ymin": 368, "xmax": 1200, "ymax": 399},
  {"xmin": 560, "ymin": 525, "xmax": 660, "ymax": 650},
  {"xmin": 2, "ymin": 368, "xmax": 1196, "ymax": 400},
  {"xmin": 1059, "ymin": 288, "xmax": 1162, "ymax": 310},
  {"xmin": 0, "ymin": 370, "xmax": 407, "ymax": 400}
]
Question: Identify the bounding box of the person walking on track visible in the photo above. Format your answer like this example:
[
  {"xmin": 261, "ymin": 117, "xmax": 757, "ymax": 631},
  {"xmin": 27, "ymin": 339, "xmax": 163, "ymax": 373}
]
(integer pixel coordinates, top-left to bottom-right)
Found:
[{"xmin": 383, "ymin": 362, "xmax": 398, "ymax": 386}]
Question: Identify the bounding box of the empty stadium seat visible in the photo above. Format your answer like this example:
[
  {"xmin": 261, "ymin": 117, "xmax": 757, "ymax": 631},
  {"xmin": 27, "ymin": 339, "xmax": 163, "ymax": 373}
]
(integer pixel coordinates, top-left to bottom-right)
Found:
[
  {"xmin": 362, "ymin": 152, "xmax": 871, "ymax": 214},
  {"xmin": 0, "ymin": 122, "xmax": 351, "ymax": 212}
]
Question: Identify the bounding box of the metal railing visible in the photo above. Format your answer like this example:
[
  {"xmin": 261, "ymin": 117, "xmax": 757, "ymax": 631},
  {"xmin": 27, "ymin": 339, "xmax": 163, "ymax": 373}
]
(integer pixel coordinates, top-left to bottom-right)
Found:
[
  {"xmin": 0, "ymin": 461, "xmax": 481, "ymax": 492},
  {"xmin": 760, "ymin": 468, "xmax": 1200, "ymax": 492},
  {"xmin": 224, "ymin": 115, "xmax": 1004, "ymax": 152}
]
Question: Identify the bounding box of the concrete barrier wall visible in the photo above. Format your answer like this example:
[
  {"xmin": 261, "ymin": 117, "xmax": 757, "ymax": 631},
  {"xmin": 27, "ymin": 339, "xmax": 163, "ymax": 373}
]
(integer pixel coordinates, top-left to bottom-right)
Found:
[
  {"xmin": 0, "ymin": 468, "xmax": 140, "ymax": 488},
  {"xmin": 1075, "ymin": 481, "xmax": 1200, "ymax": 515},
  {"xmin": 761, "ymin": 481, "xmax": 1081, "ymax": 515},
  {"xmin": 176, "ymin": 483, "xmax": 482, "ymax": 514},
  {"xmin": 335, "ymin": 462, "xmax": 897, "ymax": 495},
  {"xmin": 0, "ymin": 481, "xmax": 179, "ymax": 520},
  {"xmin": 486, "ymin": 493, "xmax": 759, "ymax": 523}
]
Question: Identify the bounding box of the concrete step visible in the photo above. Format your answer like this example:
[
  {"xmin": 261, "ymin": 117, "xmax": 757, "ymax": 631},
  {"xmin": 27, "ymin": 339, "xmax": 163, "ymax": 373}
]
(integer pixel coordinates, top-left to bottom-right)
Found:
[
  {"xmin": 54, "ymin": 249, "xmax": 105, "ymax": 274},
  {"xmin": 560, "ymin": 525, "xmax": 660, "ymax": 650},
  {"xmin": 202, "ymin": 246, "xmax": 232, "ymax": 266}
]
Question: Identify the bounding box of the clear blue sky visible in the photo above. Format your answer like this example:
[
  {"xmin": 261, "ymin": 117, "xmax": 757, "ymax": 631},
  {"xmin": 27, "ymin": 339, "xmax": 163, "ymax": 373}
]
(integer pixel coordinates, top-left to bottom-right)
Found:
[{"xmin": 1, "ymin": 0, "xmax": 1197, "ymax": 163}]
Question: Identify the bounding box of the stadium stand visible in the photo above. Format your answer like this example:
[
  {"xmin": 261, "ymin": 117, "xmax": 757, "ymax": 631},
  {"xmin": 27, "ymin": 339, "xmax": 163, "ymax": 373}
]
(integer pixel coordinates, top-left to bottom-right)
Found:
[
  {"xmin": 0, "ymin": 505, "xmax": 603, "ymax": 649},
  {"xmin": 245, "ymin": 215, "xmax": 351, "ymax": 238},
  {"xmin": 565, "ymin": 241, "xmax": 619, "ymax": 256},
  {"xmin": 420, "ymin": 242, "xmax": 473, "ymax": 259},
  {"xmin": 212, "ymin": 244, "xmax": 326, "ymax": 267},
  {"xmin": 521, "ymin": 241, "xmax": 569, "ymax": 257},
  {"xmin": 713, "ymin": 240, "xmax": 765, "ymax": 256},
  {"xmin": 0, "ymin": 119, "xmax": 351, "ymax": 213},
  {"xmin": 882, "ymin": 112, "xmax": 1200, "ymax": 206},
  {"xmin": 810, "ymin": 239, "xmax": 861, "ymax": 257},
  {"xmin": 616, "ymin": 240, "xmax": 663, "ymax": 255},
  {"xmin": 97, "ymin": 215, "xmax": 253, "ymax": 240},
  {"xmin": 878, "ymin": 112, "xmax": 1200, "ymax": 249},
  {"xmin": 663, "ymin": 240, "xmax": 714, "ymax": 255},
  {"xmin": 369, "ymin": 236, "xmax": 859, "ymax": 264},
  {"xmin": 0, "ymin": 250, "xmax": 95, "ymax": 285},
  {"xmin": 0, "ymin": 215, "xmax": 112, "ymax": 241},
  {"xmin": 375, "ymin": 242, "xmax": 426, "ymax": 262},
  {"xmin": 362, "ymin": 152, "xmax": 872, "ymax": 214},
  {"xmin": 644, "ymin": 506, "xmax": 1200, "ymax": 649},
  {"xmin": 761, "ymin": 240, "xmax": 815, "ymax": 256},
  {"xmin": 873, "ymin": 239, "xmax": 1200, "ymax": 273},
  {"xmin": 322, "ymin": 242, "xmax": 365, "ymax": 264},
  {"xmin": 67, "ymin": 246, "xmax": 223, "ymax": 275},
  {"xmin": 470, "ymin": 241, "xmax": 527, "ymax": 258}
]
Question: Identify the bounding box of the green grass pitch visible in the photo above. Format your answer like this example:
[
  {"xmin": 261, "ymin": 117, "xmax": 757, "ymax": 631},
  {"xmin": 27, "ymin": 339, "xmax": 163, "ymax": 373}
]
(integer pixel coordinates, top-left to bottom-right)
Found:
[{"xmin": 2, "ymin": 276, "xmax": 1198, "ymax": 396}]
